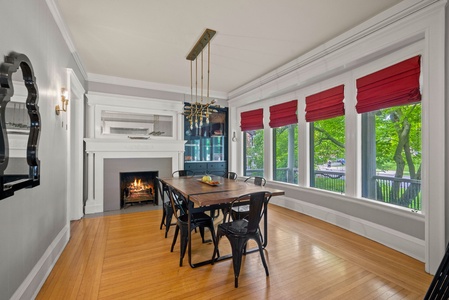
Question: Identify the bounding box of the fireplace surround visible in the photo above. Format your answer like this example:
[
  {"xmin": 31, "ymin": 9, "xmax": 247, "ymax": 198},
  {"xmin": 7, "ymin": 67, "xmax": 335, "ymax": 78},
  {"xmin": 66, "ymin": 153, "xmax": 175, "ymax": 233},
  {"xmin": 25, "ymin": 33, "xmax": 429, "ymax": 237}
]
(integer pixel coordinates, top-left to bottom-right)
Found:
[{"xmin": 84, "ymin": 92, "xmax": 185, "ymax": 214}]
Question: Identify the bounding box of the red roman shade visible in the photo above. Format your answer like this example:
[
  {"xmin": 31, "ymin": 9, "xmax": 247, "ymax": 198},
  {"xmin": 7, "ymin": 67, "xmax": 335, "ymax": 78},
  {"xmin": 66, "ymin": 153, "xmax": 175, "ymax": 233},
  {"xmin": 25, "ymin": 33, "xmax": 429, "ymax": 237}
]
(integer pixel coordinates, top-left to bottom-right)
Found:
[
  {"xmin": 269, "ymin": 100, "xmax": 298, "ymax": 128},
  {"xmin": 305, "ymin": 85, "xmax": 345, "ymax": 122},
  {"xmin": 356, "ymin": 56, "xmax": 421, "ymax": 113},
  {"xmin": 240, "ymin": 108, "xmax": 264, "ymax": 131}
]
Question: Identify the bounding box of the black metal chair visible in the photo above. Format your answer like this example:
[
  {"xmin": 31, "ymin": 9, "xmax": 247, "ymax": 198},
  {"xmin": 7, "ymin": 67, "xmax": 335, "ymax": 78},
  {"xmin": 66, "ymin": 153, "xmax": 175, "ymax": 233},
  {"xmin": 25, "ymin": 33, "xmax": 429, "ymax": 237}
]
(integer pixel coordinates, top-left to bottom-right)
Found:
[
  {"xmin": 168, "ymin": 186, "xmax": 218, "ymax": 267},
  {"xmin": 172, "ymin": 170, "xmax": 194, "ymax": 178},
  {"xmin": 156, "ymin": 177, "xmax": 174, "ymax": 238},
  {"xmin": 158, "ymin": 171, "xmax": 194, "ymax": 237},
  {"xmin": 213, "ymin": 191, "xmax": 272, "ymax": 287},
  {"xmin": 224, "ymin": 172, "xmax": 238, "ymax": 180},
  {"xmin": 424, "ymin": 243, "xmax": 449, "ymax": 299}
]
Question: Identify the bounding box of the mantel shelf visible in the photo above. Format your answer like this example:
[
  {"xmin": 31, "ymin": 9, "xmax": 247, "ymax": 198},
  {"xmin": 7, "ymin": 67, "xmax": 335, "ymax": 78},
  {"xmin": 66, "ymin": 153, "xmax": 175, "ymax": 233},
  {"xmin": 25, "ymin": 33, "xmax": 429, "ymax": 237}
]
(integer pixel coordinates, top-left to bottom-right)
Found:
[{"xmin": 84, "ymin": 138, "xmax": 186, "ymax": 153}]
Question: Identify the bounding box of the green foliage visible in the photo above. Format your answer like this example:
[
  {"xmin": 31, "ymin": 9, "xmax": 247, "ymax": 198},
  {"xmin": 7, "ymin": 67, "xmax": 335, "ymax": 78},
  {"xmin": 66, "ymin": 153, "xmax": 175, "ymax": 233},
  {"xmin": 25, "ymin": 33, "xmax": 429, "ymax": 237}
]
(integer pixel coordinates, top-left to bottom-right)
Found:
[
  {"xmin": 313, "ymin": 116, "xmax": 345, "ymax": 168},
  {"xmin": 245, "ymin": 130, "xmax": 264, "ymax": 171},
  {"xmin": 274, "ymin": 125, "xmax": 299, "ymax": 183},
  {"xmin": 374, "ymin": 104, "xmax": 421, "ymax": 173},
  {"xmin": 274, "ymin": 125, "xmax": 298, "ymax": 168}
]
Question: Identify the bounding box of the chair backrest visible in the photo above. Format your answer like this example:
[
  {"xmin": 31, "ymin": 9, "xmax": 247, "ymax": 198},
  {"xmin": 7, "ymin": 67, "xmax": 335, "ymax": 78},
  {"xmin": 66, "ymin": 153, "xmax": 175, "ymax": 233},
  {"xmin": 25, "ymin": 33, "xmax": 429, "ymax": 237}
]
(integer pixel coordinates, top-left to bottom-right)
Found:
[
  {"xmin": 244, "ymin": 176, "xmax": 266, "ymax": 186},
  {"xmin": 167, "ymin": 186, "xmax": 187, "ymax": 219},
  {"xmin": 228, "ymin": 191, "xmax": 272, "ymax": 233},
  {"xmin": 172, "ymin": 170, "xmax": 194, "ymax": 178},
  {"xmin": 155, "ymin": 177, "xmax": 167, "ymax": 203},
  {"xmin": 224, "ymin": 172, "xmax": 238, "ymax": 180}
]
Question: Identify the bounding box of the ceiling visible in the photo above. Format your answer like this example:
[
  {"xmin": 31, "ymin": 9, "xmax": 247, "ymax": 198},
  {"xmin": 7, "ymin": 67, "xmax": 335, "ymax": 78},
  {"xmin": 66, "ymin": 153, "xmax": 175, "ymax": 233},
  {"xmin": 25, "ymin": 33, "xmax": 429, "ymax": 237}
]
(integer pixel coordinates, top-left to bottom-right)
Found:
[{"xmin": 54, "ymin": 0, "xmax": 403, "ymax": 97}]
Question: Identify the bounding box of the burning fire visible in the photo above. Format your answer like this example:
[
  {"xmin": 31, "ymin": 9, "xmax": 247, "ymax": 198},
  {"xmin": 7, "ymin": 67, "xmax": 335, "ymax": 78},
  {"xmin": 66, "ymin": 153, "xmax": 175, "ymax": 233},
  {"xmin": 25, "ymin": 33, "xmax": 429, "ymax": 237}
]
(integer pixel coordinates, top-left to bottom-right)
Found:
[{"xmin": 129, "ymin": 178, "xmax": 151, "ymax": 191}]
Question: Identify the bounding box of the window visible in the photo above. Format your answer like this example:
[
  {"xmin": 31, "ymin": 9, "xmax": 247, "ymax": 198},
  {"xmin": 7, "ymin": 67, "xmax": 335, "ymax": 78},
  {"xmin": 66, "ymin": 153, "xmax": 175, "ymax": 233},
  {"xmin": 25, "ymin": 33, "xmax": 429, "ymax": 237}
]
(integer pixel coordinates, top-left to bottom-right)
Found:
[
  {"xmin": 273, "ymin": 125, "xmax": 298, "ymax": 183},
  {"xmin": 361, "ymin": 105, "xmax": 422, "ymax": 210},
  {"xmin": 241, "ymin": 108, "xmax": 264, "ymax": 177},
  {"xmin": 306, "ymin": 85, "xmax": 346, "ymax": 193},
  {"xmin": 358, "ymin": 56, "xmax": 422, "ymax": 210},
  {"xmin": 244, "ymin": 130, "xmax": 264, "ymax": 177},
  {"xmin": 270, "ymin": 100, "xmax": 298, "ymax": 184},
  {"xmin": 310, "ymin": 116, "xmax": 346, "ymax": 193}
]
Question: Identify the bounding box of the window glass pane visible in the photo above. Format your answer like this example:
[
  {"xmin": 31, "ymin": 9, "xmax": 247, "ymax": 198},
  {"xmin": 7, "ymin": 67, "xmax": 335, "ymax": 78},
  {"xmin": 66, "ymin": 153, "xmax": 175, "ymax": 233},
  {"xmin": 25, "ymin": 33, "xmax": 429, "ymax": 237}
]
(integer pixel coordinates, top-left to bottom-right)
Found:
[
  {"xmin": 362, "ymin": 103, "xmax": 422, "ymax": 210},
  {"xmin": 310, "ymin": 116, "xmax": 346, "ymax": 193},
  {"xmin": 244, "ymin": 129, "xmax": 264, "ymax": 177},
  {"xmin": 273, "ymin": 124, "xmax": 298, "ymax": 184}
]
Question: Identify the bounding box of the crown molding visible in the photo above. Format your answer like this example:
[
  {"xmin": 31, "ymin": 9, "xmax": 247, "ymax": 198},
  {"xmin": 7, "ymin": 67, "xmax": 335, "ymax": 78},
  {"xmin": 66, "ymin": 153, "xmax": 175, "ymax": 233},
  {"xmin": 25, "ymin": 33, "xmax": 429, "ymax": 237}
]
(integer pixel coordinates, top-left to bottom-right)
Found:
[
  {"xmin": 87, "ymin": 73, "xmax": 229, "ymax": 100},
  {"xmin": 45, "ymin": 0, "xmax": 88, "ymax": 80},
  {"xmin": 228, "ymin": 0, "xmax": 443, "ymax": 100}
]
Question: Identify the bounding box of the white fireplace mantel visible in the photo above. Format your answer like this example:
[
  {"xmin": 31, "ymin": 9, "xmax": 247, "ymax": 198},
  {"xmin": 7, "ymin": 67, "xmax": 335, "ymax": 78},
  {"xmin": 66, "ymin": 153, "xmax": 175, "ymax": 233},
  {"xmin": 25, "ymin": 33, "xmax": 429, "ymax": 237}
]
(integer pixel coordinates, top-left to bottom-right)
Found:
[
  {"xmin": 84, "ymin": 92, "xmax": 186, "ymax": 214},
  {"xmin": 84, "ymin": 138, "xmax": 186, "ymax": 214}
]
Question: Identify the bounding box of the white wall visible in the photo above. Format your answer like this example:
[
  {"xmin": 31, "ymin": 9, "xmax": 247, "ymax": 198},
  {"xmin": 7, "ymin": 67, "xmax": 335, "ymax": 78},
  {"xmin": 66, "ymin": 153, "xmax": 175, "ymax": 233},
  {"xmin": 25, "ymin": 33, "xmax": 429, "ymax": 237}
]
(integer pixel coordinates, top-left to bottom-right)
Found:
[{"xmin": 0, "ymin": 0, "xmax": 86, "ymax": 299}]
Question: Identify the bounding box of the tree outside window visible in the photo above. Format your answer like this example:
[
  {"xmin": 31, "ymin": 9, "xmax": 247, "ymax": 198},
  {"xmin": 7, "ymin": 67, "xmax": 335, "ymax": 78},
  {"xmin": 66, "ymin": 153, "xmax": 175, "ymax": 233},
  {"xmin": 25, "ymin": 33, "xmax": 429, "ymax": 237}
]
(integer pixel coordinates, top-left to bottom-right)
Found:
[
  {"xmin": 273, "ymin": 124, "xmax": 298, "ymax": 184},
  {"xmin": 310, "ymin": 115, "xmax": 346, "ymax": 193},
  {"xmin": 244, "ymin": 129, "xmax": 264, "ymax": 177},
  {"xmin": 362, "ymin": 103, "xmax": 422, "ymax": 210}
]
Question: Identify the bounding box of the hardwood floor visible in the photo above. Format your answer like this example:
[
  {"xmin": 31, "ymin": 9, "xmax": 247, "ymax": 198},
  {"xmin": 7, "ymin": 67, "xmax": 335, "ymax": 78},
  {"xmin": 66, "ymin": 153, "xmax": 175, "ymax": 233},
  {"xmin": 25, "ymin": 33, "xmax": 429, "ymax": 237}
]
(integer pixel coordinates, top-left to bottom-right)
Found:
[{"xmin": 37, "ymin": 204, "xmax": 432, "ymax": 299}]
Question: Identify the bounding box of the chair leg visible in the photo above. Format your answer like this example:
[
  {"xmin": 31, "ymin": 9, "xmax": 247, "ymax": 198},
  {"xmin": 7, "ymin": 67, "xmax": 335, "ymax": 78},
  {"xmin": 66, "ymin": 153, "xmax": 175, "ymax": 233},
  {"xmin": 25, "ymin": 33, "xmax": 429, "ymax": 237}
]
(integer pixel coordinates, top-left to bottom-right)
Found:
[
  {"xmin": 160, "ymin": 207, "xmax": 166, "ymax": 230},
  {"xmin": 179, "ymin": 226, "xmax": 190, "ymax": 267},
  {"xmin": 165, "ymin": 209, "xmax": 173, "ymax": 238},
  {"xmin": 208, "ymin": 223, "xmax": 219, "ymax": 260},
  {"xmin": 171, "ymin": 225, "xmax": 179, "ymax": 252},
  {"xmin": 199, "ymin": 226, "xmax": 205, "ymax": 243},
  {"xmin": 255, "ymin": 236, "xmax": 269, "ymax": 276},
  {"xmin": 229, "ymin": 237, "xmax": 247, "ymax": 288}
]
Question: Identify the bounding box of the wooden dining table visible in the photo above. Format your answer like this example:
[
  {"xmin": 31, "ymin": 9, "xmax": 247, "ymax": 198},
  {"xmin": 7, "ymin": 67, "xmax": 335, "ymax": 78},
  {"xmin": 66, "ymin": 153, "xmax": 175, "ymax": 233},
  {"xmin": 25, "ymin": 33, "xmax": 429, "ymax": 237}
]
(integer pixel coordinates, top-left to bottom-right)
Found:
[{"xmin": 160, "ymin": 176, "xmax": 285, "ymax": 268}]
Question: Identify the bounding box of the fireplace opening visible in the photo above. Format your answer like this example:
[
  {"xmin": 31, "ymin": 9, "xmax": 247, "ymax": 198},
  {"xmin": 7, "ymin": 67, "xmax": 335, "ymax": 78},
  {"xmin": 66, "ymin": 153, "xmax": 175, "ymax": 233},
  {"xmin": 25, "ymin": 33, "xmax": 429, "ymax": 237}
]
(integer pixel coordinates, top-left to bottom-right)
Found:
[{"xmin": 119, "ymin": 171, "xmax": 159, "ymax": 208}]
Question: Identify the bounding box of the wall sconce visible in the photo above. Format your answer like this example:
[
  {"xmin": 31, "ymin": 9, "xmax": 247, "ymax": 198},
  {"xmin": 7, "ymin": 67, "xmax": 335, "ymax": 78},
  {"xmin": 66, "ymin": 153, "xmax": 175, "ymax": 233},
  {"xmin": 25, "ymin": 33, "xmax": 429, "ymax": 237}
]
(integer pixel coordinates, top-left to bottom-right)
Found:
[
  {"xmin": 55, "ymin": 87, "xmax": 69, "ymax": 115},
  {"xmin": 232, "ymin": 131, "xmax": 237, "ymax": 142}
]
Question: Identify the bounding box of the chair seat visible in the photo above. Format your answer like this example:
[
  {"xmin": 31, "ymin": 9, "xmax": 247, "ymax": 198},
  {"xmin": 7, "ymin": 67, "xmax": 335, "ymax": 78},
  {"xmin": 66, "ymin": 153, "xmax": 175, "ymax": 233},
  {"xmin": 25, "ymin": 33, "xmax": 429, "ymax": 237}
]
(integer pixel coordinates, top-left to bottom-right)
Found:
[
  {"xmin": 219, "ymin": 220, "xmax": 249, "ymax": 235},
  {"xmin": 178, "ymin": 212, "xmax": 213, "ymax": 224}
]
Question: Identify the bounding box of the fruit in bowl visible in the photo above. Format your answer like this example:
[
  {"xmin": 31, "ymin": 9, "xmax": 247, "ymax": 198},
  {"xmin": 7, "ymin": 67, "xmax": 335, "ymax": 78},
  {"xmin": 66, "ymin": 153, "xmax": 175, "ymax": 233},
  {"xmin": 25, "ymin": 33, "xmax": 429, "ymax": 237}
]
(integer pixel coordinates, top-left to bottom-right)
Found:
[{"xmin": 202, "ymin": 175, "xmax": 212, "ymax": 183}]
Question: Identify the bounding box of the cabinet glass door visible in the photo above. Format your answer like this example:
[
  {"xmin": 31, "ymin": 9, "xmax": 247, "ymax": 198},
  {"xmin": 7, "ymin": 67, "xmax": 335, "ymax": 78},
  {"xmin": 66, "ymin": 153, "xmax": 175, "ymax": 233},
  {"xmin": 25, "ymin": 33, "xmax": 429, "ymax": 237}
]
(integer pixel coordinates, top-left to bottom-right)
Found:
[
  {"xmin": 185, "ymin": 139, "xmax": 200, "ymax": 161},
  {"xmin": 201, "ymin": 138, "xmax": 212, "ymax": 161},
  {"xmin": 211, "ymin": 136, "xmax": 225, "ymax": 161}
]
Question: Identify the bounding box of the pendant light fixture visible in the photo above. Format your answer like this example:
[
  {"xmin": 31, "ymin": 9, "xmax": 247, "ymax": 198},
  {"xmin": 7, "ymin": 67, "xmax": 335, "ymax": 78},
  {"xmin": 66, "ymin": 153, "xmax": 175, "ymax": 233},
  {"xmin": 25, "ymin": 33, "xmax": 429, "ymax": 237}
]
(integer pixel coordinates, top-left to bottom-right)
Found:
[{"xmin": 184, "ymin": 28, "xmax": 217, "ymax": 130}]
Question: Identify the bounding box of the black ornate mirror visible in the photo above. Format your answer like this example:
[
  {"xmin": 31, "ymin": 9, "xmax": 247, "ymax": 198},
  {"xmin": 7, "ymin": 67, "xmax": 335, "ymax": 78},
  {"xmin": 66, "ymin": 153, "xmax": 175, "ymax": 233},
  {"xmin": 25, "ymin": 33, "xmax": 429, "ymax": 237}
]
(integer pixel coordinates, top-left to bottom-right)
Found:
[{"xmin": 0, "ymin": 52, "xmax": 41, "ymax": 199}]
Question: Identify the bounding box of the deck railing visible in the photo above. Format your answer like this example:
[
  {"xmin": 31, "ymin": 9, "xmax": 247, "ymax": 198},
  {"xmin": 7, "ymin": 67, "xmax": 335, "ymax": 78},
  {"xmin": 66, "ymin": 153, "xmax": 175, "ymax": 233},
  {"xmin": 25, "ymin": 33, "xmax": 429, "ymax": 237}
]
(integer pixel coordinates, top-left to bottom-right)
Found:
[{"xmin": 246, "ymin": 168, "xmax": 422, "ymax": 210}]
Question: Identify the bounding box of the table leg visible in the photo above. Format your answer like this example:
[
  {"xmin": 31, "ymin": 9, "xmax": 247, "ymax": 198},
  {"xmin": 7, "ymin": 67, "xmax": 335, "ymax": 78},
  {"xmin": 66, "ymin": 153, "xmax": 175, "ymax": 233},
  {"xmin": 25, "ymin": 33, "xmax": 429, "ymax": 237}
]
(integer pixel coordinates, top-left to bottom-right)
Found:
[{"xmin": 187, "ymin": 200, "xmax": 193, "ymax": 267}]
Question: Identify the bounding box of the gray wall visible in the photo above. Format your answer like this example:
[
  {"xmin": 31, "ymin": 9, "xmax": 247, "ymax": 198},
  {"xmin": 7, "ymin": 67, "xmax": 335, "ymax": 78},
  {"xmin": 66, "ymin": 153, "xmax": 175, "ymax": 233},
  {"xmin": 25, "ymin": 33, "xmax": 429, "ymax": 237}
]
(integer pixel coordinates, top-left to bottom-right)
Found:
[
  {"xmin": 0, "ymin": 0, "xmax": 86, "ymax": 299},
  {"xmin": 444, "ymin": 5, "xmax": 449, "ymax": 244},
  {"xmin": 104, "ymin": 158, "xmax": 171, "ymax": 211}
]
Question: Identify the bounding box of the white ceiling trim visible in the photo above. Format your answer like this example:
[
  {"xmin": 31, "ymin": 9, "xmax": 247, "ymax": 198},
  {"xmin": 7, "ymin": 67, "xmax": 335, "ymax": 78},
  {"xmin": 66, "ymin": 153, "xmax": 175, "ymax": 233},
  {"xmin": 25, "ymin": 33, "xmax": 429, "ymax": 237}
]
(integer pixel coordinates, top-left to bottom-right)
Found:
[
  {"xmin": 228, "ymin": 0, "xmax": 439, "ymax": 100},
  {"xmin": 46, "ymin": 0, "xmax": 88, "ymax": 80},
  {"xmin": 87, "ymin": 73, "xmax": 228, "ymax": 100}
]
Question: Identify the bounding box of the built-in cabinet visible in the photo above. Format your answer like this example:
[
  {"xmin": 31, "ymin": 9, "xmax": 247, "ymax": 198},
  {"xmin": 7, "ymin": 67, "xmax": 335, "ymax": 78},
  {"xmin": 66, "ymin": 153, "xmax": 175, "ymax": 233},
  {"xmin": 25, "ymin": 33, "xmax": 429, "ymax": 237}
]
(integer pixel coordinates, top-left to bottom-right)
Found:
[{"xmin": 184, "ymin": 105, "xmax": 228, "ymax": 176}]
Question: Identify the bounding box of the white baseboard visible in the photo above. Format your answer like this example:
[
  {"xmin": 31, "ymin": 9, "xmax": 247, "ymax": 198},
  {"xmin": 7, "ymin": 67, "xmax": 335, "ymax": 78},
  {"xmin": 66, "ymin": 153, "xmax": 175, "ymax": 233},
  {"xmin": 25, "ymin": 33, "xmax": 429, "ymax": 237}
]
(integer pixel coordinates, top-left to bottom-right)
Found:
[
  {"xmin": 84, "ymin": 200, "xmax": 103, "ymax": 214},
  {"xmin": 271, "ymin": 195, "xmax": 425, "ymax": 261},
  {"xmin": 11, "ymin": 223, "xmax": 70, "ymax": 300}
]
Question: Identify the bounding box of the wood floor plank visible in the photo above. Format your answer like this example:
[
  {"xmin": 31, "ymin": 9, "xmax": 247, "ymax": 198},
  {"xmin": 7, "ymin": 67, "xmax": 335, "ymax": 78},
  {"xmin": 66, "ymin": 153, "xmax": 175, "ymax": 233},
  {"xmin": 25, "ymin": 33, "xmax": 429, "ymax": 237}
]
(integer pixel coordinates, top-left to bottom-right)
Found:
[{"xmin": 37, "ymin": 204, "xmax": 433, "ymax": 299}]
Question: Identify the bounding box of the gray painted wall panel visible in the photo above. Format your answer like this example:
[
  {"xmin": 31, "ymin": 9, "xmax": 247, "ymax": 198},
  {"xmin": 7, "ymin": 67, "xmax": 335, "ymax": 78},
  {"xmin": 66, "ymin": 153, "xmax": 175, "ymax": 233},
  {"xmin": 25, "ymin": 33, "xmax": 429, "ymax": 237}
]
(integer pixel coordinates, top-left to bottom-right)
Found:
[
  {"xmin": 0, "ymin": 0, "xmax": 86, "ymax": 299},
  {"xmin": 103, "ymin": 158, "xmax": 171, "ymax": 211}
]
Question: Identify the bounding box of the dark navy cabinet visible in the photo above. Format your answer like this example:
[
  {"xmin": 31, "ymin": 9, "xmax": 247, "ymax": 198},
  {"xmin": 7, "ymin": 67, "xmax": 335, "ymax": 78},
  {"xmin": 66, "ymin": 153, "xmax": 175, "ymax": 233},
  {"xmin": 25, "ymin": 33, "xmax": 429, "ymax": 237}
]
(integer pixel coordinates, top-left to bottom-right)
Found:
[{"xmin": 184, "ymin": 105, "xmax": 228, "ymax": 176}]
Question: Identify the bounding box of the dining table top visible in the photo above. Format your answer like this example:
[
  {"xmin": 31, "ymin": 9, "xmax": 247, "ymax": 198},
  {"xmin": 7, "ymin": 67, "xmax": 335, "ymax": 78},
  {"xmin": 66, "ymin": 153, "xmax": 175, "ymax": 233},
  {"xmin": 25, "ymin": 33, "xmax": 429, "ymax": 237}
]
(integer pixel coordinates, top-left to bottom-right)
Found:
[{"xmin": 161, "ymin": 176, "xmax": 285, "ymax": 207}]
